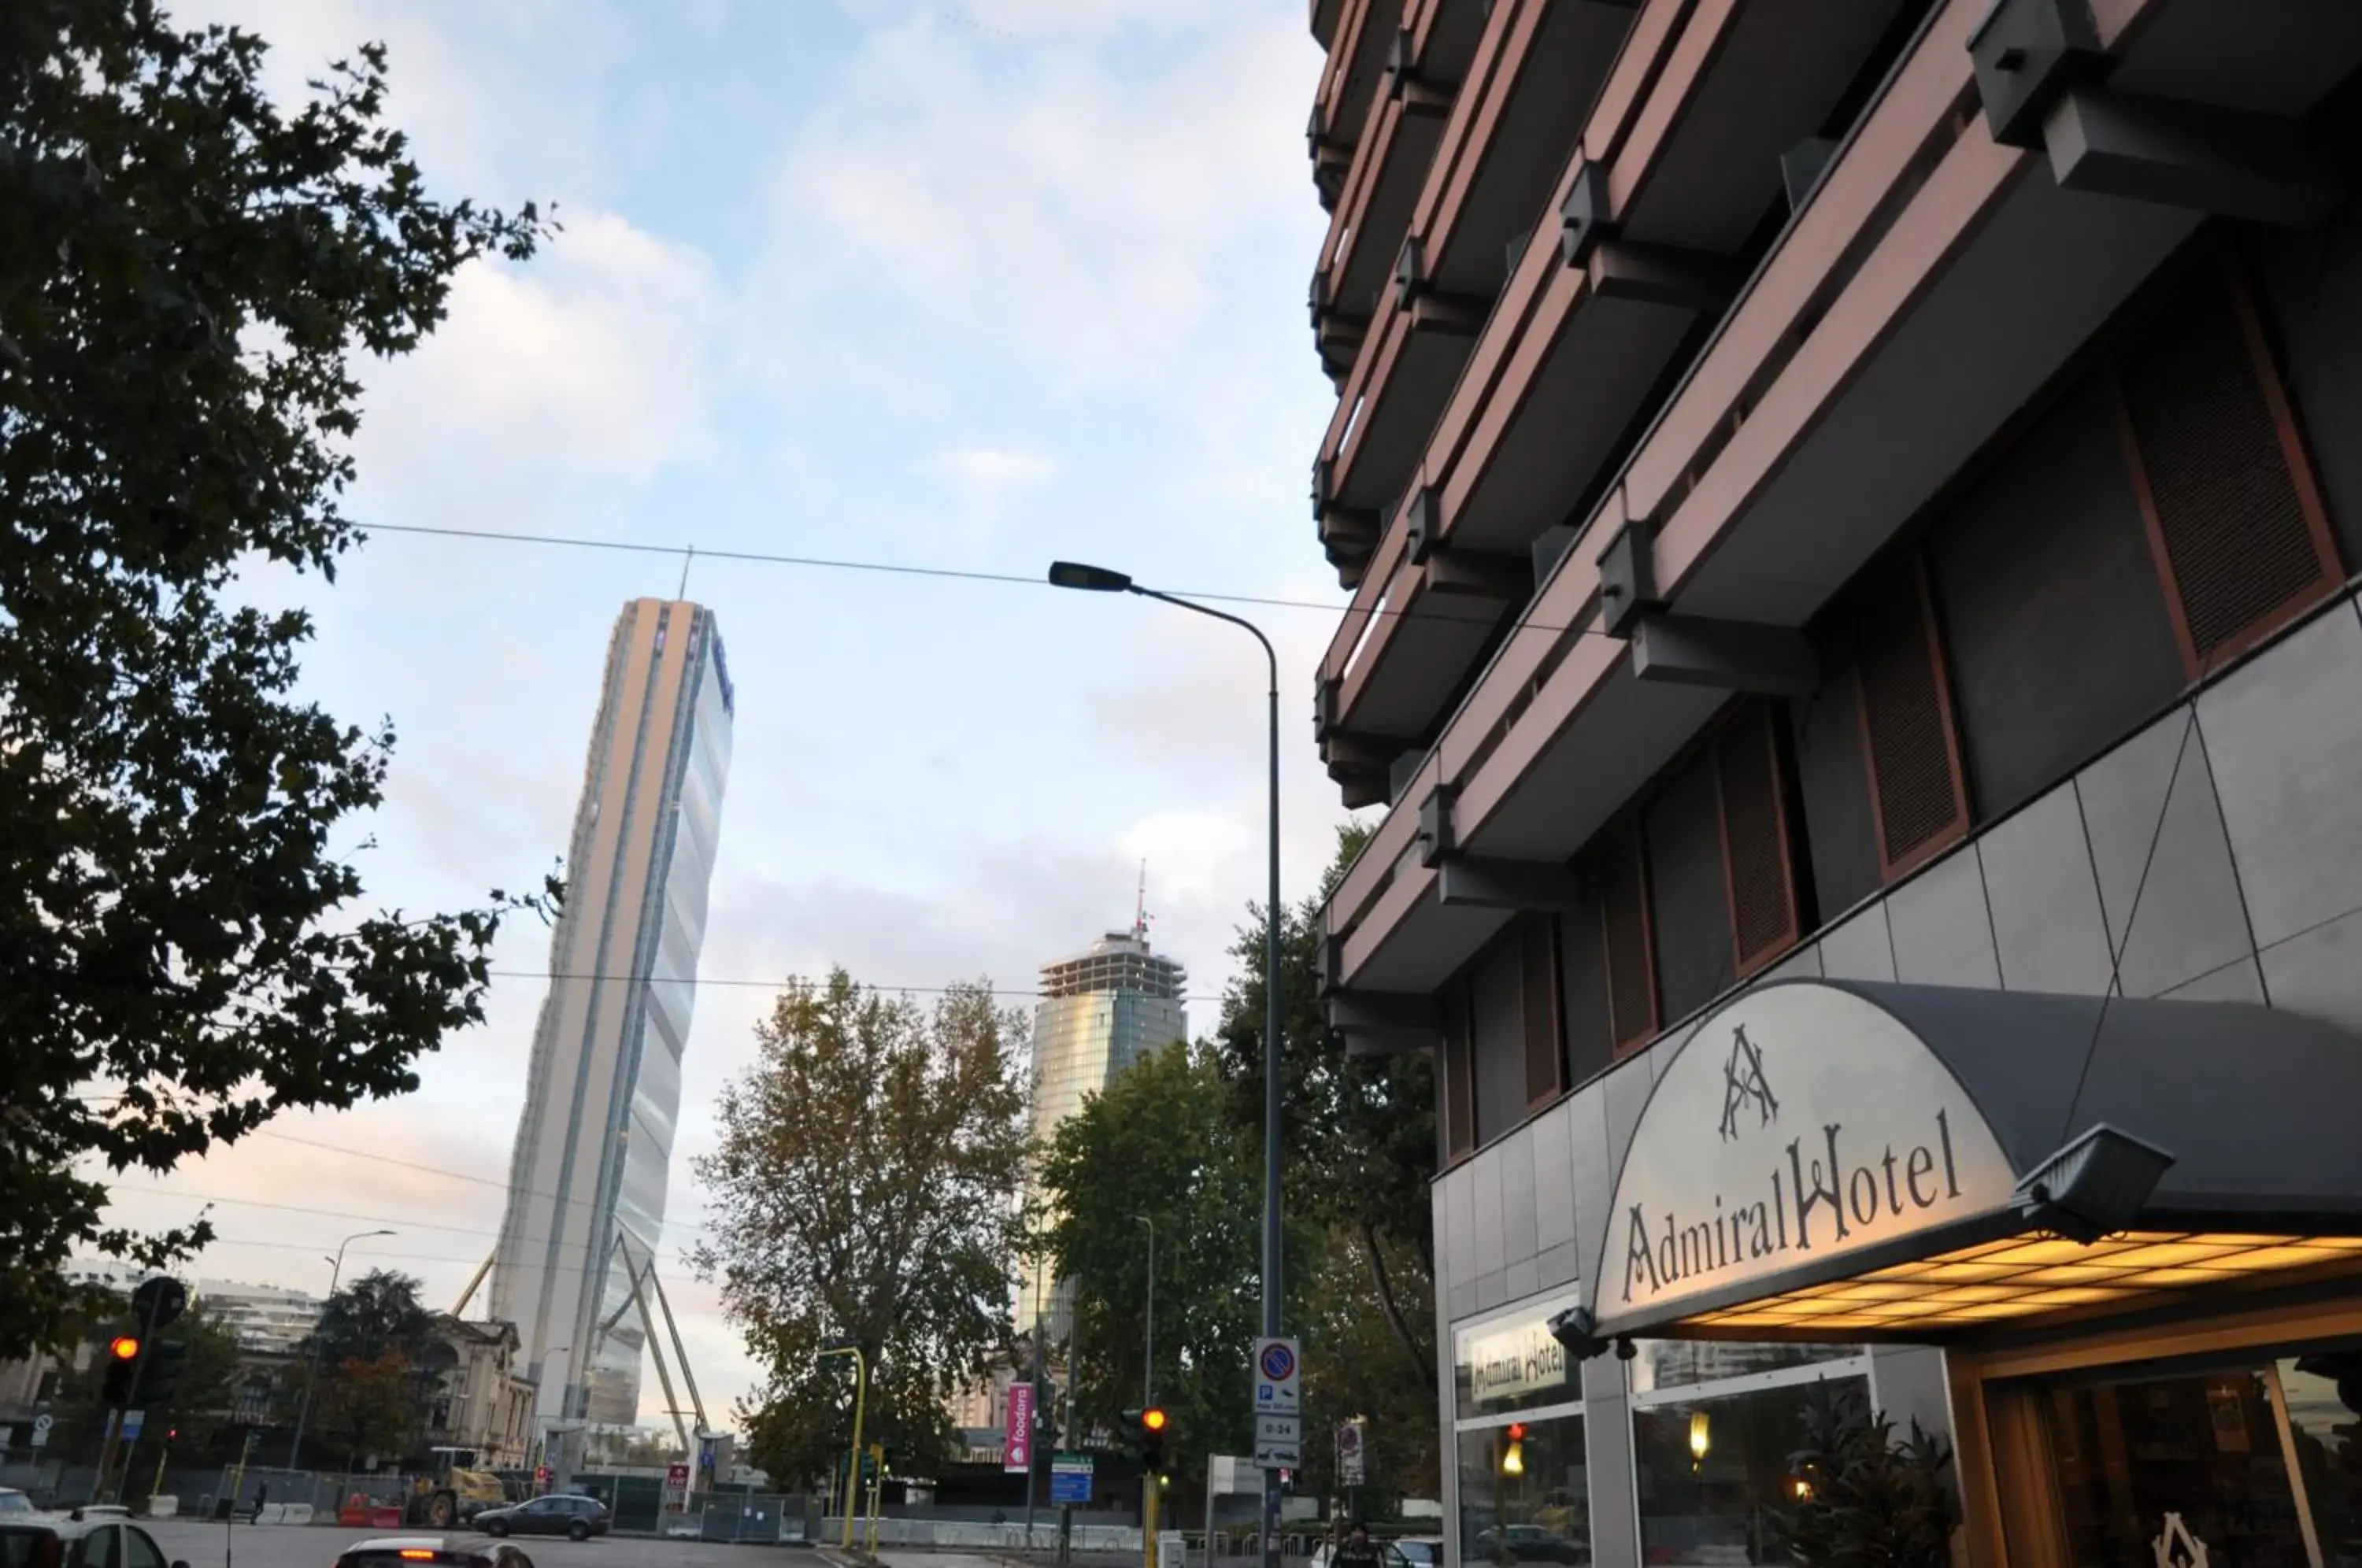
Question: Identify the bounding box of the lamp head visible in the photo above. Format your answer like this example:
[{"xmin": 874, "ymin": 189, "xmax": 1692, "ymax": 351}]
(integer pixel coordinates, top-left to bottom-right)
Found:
[{"xmin": 1047, "ymin": 560, "xmax": 1134, "ymax": 593}]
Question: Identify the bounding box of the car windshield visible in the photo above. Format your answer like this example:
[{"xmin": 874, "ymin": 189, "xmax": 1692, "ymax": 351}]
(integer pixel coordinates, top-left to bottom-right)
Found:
[{"xmin": 0, "ymin": 1500, "xmax": 30, "ymax": 1516}]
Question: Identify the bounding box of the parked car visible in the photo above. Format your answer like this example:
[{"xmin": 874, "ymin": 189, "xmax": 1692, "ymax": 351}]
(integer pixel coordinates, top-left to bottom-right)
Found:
[
  {"xmin": 0, "ymin": 1494, "xmax": 32, "ymax": 1519},
  {"xmin": 473, "ymin": 1496, "xmax": 609, "ymax": 1541},
  {"xmin": 334, "ymin": 1535, "xmax": 538, "ymax": 1568},
  {"xmin": 1394, "ymin": 1537, "xmax": 1445, "ymax": 1568},
  {"xmin": 1308, "ymin": 1540, "xmax": 1413, "ymax": 1568},
  {"xmin": 0, "ymin": 1511, "xmax": 187, "ymax": 1568}
]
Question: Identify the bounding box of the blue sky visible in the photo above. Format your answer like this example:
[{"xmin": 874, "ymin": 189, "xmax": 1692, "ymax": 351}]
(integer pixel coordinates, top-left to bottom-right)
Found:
[{"xmin": 105, "ymin": 0, "xmax": 1358, "ymax": 1424}]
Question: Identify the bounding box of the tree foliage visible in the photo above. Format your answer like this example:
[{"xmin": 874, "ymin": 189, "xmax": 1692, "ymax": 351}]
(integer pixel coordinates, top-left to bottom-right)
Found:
[
  {"xmin": 1778, "ymin": 1385, "xmax": 1957, "ymax": 1568},
  {"xmin": 0, "ymin": 0, "xmax": 556, "ymax": 1360},
  {"xmin": 1038, "ymin": 1038, "xmax": 1296, "ymax": 1466},
  {"xmin": 690, "ymin": 971, "xmax": 1030, "ymax": 1486},
  {"xmin": 1209, "ymin": 825, "xmax": 1435, "ymax": 1387},
  {"xmin": 46, "ymin": 1298, "xmax": 244, "ymax": 1463},
  {"xmin": 1044, "ymin": 823, "xmax": 1441, "ymax": 1500},
  {"xmin": 284, "ymin": 1268, "xmax": 438, "ymax": 1466}
]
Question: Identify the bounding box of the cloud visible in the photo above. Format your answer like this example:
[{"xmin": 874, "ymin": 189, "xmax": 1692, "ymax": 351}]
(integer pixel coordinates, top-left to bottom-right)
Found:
[
  {"xmin": 362, "ymin": 210, "xmax": 724, "ymax": 485},
  {"xmin": 757, "ymin": 8, "xmax": 1321, "ymax": 386}
]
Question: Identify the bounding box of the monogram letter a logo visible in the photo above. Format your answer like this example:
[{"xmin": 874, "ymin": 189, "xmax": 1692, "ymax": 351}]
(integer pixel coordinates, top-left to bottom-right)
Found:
[{"xmin": 1717, "ymin": 1023, "xmax": 1779, "ymax": 1142}]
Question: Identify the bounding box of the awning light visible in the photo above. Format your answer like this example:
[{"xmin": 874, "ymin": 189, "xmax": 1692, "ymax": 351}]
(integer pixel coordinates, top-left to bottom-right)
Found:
[{"xmin": 1681, "ymin": 1231, "xmax": 2362, "ymax": 1335}]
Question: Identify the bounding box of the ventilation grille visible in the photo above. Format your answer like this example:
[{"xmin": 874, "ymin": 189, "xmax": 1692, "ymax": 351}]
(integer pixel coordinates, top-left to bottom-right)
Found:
[
  {"xmin": 1717, "ymin": 703, "xmax": 1798, "ymax": 970},
  {"xmin": 2118, "ymin": 268, "xmax": 2331, "ymax": 666},
  {"xmin": 1601, "ymin": 832, "xmax": 1657, "ymax": 1051},
  {"xmin": 1858, "ymin": 561, "xmax": 1966, "ymax": 871},
  {"xmin": 1521, "ymin": 917, "xmax": 1562, "ymax": 1106}
]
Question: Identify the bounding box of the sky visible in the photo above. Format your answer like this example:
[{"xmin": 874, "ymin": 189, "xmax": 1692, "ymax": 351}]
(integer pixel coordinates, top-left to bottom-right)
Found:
[{"xmin": 98, "ymin": 0, "xmax": 1359, "ymax": 1429}]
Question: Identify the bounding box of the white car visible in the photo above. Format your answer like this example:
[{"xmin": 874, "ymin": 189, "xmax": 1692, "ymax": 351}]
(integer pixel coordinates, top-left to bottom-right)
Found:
[
  {"xmin": 332, "ymin": 1536, "xmax": 539, "ymax": 1568},
  {"xmin": 1395, "ymin": 1539, "xmax": 1445, "ymax": 1568},
  {"xmin": 0, "ymin": 1492, "xmax": 33, "ymax": 1518}
]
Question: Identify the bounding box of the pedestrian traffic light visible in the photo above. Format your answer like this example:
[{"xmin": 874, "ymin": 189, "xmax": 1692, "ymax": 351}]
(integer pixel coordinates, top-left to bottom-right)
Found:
[
  {"xmin": 101, "ymin": 1337, "xmax": 140, "ymax": 1404},
  {"xmin": 135, "ymin": 1339, "xmax": 187, "ymax": 1410}
]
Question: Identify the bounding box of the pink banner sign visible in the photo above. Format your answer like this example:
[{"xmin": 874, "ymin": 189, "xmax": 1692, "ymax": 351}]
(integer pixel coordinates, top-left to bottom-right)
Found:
[{"xmin": 1004, "ymin": 1382, "xmax": 1036, "ymax": 1474}]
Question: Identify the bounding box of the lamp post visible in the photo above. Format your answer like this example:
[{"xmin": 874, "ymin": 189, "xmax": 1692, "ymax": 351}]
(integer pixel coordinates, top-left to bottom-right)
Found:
[
  {"xmin": 288, "ymin": 1227, "xmax": 394, "ymax": 1470},
  {"xmin": 1049, "ymin": 560, "xmax": 1284, "ymax": 1568},
  {"xmin": 819, "ymin": 1338, "xmax": 867, "ymax": 1551},
  {"xmin": 1135, "ymin": 1215, "xmax": 1155, "ymax": 1407}
]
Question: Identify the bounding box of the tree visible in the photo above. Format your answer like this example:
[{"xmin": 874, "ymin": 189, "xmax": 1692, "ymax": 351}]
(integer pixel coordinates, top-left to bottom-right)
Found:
[
  {"xmin": 308, "ymin": 1268, "xmax": 434, "ymax": 1370},
  {"xmin": 284, "ymin": 1269, "xmax": 436, "ymax": 1465},
  {"xmin": 1210, "ymin": 823, "xmax": 1436, "ymax": 1389},
  {"xmin": 1038, "ymin": 1038, "xmax": 1301, "ymax": 1465},
  {"xmin": 1779, "ymin": 1385, "xmax": 1957, "ymax": 1567},
  {"xmin": 690, "ymin": 971, "xmax": 1030, "ymax": 1486},
  {"xmin": 0, "ymin": 1, "xmax": 555, "ymax": 1360},
  {"xmin": 313, "ymin": 1345, "xmax": 424, "ymax": 1468},
  {"xmin": 46, "ymin": 1299, "xmax": 243, "ymax": 1463}
]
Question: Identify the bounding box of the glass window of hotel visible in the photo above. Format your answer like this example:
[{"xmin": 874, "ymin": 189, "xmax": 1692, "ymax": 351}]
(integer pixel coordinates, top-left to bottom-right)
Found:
[
  {"xmin": 1628, "ymin": 1341, "xmax": 1869, "ymax": 1567},
  {"xmin": 1453, "ymin": 1293, "xmax": 1587, "ymax": 1563}
]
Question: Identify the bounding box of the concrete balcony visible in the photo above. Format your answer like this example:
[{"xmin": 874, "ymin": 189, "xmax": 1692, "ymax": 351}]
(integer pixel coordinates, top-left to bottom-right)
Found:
[{"xmin": 1322, "ymin": 0, "xmax": 2362, "ymax": 994}]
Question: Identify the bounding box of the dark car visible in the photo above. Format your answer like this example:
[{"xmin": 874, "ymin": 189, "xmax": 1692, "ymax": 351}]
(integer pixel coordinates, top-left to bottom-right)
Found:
[
  {"xmin": 0, "ymin": 1514, "xmax": 189, "ymax": 1568},
  {"xmin": 475, "ymin": 1497, "xmax": 609, "ymax": 1541},
  {"xmin": 333, "ymin": 1535, "xmax": 538, "ymax": 1568}
]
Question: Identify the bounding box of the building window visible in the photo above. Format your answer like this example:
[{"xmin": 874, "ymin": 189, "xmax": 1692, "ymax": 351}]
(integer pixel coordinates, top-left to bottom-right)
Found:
[
  {"xmin": 1442, "ymin": 988, "xmax": 1475, "ymax": 1161},
  {"xmin": 1855, "ymin": 553, "xmax": 1969, "ymax": 879},
  {"xmin": 2112, "ymin": 253, "xmax": 2342, "ymax": 678},
  {"xmin": 1597, "ymin": 826, "xmax": 1657, "ymax": 1055},
  {"xmin": 1453, "ymin": 1293, "xmax": 1588, "ymax": 1565},
  {"xmin": 1520, "ymin": 917, "xmax": 1564, "ymax": 1110},
  {"xmin": 1630, "ymin": 1347, "xmax": 1872, "ymax": 1568},
  {"xmin": 1714, "ymin": 701, "xmax": 1803, "ymax": 976}
]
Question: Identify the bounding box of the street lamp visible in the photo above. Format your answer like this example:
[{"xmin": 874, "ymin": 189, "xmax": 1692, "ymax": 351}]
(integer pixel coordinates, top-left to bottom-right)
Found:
[
  {"xmin": 1135, "ymin": 1215, "xmax": 1155, "ymax": 1408},
  {"xmin": 818, "ymin": 1337, "xmax": 868, "ymax": 1551},
  {"xmin": 1049, "ymin": 560, "xmax": 1285, "ymax": 1568},
  {"xmin": 288, "ymin": 1228, "xmax": 394, "ymax": 1470}
]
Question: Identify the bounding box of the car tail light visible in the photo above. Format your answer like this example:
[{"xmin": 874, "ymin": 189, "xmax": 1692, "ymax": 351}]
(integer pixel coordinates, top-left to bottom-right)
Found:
[{"xmin": 399, "ymin": 1553, "xmax": 437, "ymax": 1562}]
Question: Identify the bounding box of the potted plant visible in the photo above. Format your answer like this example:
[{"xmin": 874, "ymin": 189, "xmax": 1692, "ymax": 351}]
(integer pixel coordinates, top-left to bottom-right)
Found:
[{"xmin": 1776, "ymin": 1384, "xmax": 1957, "ymax": 1567}]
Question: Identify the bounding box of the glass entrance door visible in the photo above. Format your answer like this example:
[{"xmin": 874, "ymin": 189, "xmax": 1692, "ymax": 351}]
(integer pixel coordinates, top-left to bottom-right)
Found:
[{"xmin": 2028, "ymin": 1359, "xmax": 2357, "ymax": 1567}]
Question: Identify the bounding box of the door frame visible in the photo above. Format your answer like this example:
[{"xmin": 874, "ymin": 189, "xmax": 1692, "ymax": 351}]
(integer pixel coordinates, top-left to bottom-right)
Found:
[{"xmin": 1947, "ymin": 1296, "xmax": 2362, "ymax": 1568}]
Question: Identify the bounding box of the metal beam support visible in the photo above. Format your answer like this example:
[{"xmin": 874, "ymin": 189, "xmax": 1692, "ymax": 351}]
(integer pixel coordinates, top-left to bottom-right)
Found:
[
  {"xmin": 1628, "ymin": 613, "xmax": 1819, "ymax": 696},
  {"xmin": 1436, "ymin": 856, "xmax": 1585, "ymax": 912},
  {"xmin": 2044, "ymin": 86, "xmax": 2342, "ymax": 227},
  {"xmin": 620, "ymin": 1244, "xmax": 694, "ymax": 1455},
  {"xmin": 643, "ymin": 1251, "xmax": 712, "ymax": 1435}
]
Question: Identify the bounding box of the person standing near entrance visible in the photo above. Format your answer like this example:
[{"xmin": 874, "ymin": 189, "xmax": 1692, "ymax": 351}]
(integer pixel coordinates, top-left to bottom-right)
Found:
[{"xmin": 250, "ymin": 1481, "xmax": 267, "ymax": 1523}]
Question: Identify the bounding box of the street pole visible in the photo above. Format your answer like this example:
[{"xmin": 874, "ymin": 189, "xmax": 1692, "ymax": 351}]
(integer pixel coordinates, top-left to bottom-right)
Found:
[
  {"xmin": 1135, "ymin": 1215, "xmax": 1155, "ymax": 1407},
  {"xmin": 289, "ymin": 1228, "xmax": 394, "ymax": 1470},
  {"xmin": 1047, "ymin": 564, "xmax": 1284, "ymax": 1568},
  {"xmin": 819, "ymin": 1344, "xmax": 866, "ymax": 1551}
]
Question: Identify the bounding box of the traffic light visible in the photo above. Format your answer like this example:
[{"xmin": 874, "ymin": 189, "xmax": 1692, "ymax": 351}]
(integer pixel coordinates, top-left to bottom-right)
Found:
[
  {"xmin": 101, "ymin": 1337, "xmax": 140, "ymax": 1405},
  {"xmin": 1502, "ymin": 1422, "xmax": 1527, "ymax": 1477},
  {"xmin": 135, "ymin": 1340, "xmax": 187, "ymax": 1410},
  {"xmin": 1140, "ymin": 1407, "xmax": 1168, "ymax": 1479}
]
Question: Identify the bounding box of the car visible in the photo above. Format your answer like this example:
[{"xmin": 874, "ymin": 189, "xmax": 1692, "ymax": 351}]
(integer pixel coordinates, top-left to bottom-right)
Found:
[
  {"xmin": 333, "ymin": 1535, "xmax": 539, "ymax": 1568},
  {"xmin": 1307, "ymin": 1541, "xmax": 1413, "ymax": 1568},
  {"xmin": 0, "ymin": 1511, "xmax": 188, "ymax": 1568},
  {"xmin": 472, "ymin": 1496, "xmax": 609, "ymax": 1541},
  {"xmin": 0, "ymin": 1494, "xmax": 31, "ymax": 1519},
  {"xmin": 1394, "ymin": 1538, "xmax": 1445, "ymax": 1568}
]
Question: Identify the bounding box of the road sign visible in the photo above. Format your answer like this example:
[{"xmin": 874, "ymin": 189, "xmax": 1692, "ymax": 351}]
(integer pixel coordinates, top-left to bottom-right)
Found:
[
  {"xmin": 1003, "ymin": 1382, "xmax": 1036, "ymax": 1474},
  {"xmin": 1253, "ymin": 1413, "xmax": 1301, "ymax": 1470},
  {"xmin": 1253, "ymin": 1337, "xmax": 1301, "ymax": 1415},
  {"xmin": 1337, "ymin": 1419, "xmax": 1366, "ymax": 1486},
  {"xmin": 131, "ymin": 1277, "xmax": 187, "ymax": 1329},
  {"xmin": 29, "ymin": 1415, "xmax": 51, "ymax": 1449},
  {"xmin": 1050, "ymin": 1452, "xmax": 1092, "ymax": 1504},
  {"xmin": 120, "ymin": 1409, "xmax": 144, "ymax": 1442}
]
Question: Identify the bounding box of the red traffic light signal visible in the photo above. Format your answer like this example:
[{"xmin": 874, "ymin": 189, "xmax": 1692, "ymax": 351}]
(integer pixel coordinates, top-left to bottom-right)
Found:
[{"xmin": 109, "ymin": 1337, "xmax": 140, "ymax": 1361}]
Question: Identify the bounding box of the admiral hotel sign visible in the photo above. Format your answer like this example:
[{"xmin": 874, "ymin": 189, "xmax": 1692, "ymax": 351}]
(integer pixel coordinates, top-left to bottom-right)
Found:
[{"xmin": 1599, "ymin": 983, "xmax": 2016, "ymax": 1320}]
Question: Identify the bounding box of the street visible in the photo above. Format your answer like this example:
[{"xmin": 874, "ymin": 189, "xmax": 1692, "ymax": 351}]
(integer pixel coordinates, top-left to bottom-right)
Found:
[{"xmin": 136, "ymin": 1522, "xmax": 824, "ymax": 1568}]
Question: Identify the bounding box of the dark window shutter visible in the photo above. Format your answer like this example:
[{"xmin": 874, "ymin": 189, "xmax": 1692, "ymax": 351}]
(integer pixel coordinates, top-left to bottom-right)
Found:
[
  {"xmin": 1856, "ymin": 555, "xmax": 1968, "ymax": 878},
  {"xmin": 1442, "ymin": 986, "xmax": 1474, "ymax": 1159},
  {"xmin": 1520, "ymin": 916, "xmax": 1563, "ymax": 1107},
  {"xmin": 1716, "ymin": 701, "xmax": 1801, "ymax": 974},
  {"xmin": 1599, "ymin": 828, "xmax": 1657, "ymax": 1053},
  {"xmin": 2114, "ymin": 260, "xmax": 2340, "ymax": 675}
]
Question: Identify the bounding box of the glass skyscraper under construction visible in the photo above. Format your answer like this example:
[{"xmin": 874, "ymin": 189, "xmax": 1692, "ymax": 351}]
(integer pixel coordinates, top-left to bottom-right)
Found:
[{"xmin": 491, "ymin": 597, "xmax": 733, "ymax": 1426}]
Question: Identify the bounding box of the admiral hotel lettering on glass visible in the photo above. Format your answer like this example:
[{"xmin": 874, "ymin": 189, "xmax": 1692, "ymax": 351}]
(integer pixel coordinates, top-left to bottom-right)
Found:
[
  {"xmin": 1602, "ymin": 985, "xmax": 2016, "ymax": 1315},
  {"xmin": 1457, "ymin": 1294, "xmax": 1578, "ymax": 1410}
]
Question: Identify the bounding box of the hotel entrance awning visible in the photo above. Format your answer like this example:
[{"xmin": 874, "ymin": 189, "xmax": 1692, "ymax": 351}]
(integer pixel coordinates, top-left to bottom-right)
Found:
[{"xmin": 1557, "ymin": 980, "xmax": 2362, "ymax": 1355}]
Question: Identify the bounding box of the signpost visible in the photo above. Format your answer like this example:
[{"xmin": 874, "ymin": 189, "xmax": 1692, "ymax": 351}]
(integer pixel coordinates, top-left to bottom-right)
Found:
[
  {"xmin": 28, "ymin": 1415, "xmax": 50, "ymax": 1450},
  {"xmin": 1050, "ymin": 1453, "xmax": 1092, "ymax": 1505},
  {"xmin": 1251, "ymin": 1340, "xmax": 1301, "ymax": 1470},
  {"xmin": 665, "ymin": 1462, "xmax": 690, "ymax": 1512},
  {"xmin": 1336, "ymin": 1421, "xmax": 1366, "ymax": 1488}
]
